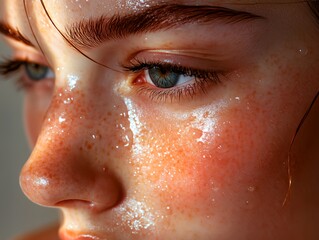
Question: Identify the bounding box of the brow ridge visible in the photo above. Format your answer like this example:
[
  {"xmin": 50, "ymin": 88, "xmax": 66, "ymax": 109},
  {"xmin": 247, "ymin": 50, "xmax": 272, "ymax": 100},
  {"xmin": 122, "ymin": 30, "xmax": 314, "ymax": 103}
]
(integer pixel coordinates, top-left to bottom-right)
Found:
[
  {"xmin": 65, "ymin": 4, "xmax": 264, "ymax": 49},
  {"xmin": 0, "ymin": 21, "xmax": 33, "ymax": 47}
]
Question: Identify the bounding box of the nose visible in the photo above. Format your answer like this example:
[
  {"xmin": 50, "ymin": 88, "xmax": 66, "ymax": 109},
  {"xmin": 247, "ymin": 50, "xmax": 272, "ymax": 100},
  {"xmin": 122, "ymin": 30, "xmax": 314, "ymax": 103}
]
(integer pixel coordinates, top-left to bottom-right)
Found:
[{"xmin": 20, "ymin": 86, "xmax": 124, "ymax": 212}]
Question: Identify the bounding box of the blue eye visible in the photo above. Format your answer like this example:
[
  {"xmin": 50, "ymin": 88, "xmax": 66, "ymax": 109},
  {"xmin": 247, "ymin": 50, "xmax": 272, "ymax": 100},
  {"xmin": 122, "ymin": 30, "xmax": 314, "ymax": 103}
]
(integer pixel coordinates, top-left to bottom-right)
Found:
[
  {"xmin": 147, "ymin": 66, "xmax": 193, "ymax": 89},
  {"xmin": 122, "ymin": 60, "xmax": 222, "ymax": 102},
  {"xmin": 24, "ymin": 62, "xmax": 54, "ymax": 81}
]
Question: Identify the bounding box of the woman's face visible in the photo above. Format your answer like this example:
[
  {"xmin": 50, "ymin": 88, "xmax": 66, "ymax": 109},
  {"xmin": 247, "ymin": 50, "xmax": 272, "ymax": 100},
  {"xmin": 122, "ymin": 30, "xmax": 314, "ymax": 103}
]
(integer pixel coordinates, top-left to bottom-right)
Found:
[{"xmin": 1, "ymin": 0, "xmax": 319, "ymax": 239}]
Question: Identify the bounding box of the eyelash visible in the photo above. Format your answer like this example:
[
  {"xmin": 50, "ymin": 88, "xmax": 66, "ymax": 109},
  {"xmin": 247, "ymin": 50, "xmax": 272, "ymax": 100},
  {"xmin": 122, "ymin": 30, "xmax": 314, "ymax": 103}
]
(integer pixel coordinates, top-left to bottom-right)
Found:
[
  {"xmin": 0, "ymin": 59, "xmax": 35, "ymax": 89},
  {"xmin": 0, "ymin": 58, "xmax": 223, "ymax": 102},
  {"xmin": 122, "ymin": 59, "xmax": 223, "ymax": 102}
]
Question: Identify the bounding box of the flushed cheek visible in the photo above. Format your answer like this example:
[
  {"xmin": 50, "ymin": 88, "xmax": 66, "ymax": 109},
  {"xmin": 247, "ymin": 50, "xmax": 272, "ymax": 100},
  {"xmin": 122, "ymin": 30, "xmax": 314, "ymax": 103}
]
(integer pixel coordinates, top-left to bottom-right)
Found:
[
  {"xmin": 124, "ymin": 105, "xmax": 215, "ymax": 209},
  {"xmin": 125, "ymin": 97, "xmax": 289, "ymax": 226},
  {"xmin": 123, "ymin": 100, "xmax": 218, "ymax": 209}
]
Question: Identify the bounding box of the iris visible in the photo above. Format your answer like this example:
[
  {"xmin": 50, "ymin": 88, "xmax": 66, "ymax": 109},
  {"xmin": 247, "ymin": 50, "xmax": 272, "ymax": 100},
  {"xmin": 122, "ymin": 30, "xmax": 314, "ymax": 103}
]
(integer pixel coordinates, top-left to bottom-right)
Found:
[
  {"xmin": 25, "ymin": 63, "xmax": 50, "ymax": 81},
  {"xmin": 148, "ymin": 66, "xmax": 180, "ymax": 88}
]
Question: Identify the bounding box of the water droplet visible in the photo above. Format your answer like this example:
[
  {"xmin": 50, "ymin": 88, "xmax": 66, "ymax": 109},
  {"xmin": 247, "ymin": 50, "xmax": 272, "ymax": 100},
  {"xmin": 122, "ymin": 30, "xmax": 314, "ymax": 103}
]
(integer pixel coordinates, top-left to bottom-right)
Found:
[
  {"xmin": 59, "ymin": 116, "xmax": 66, "ymax": 123},
  {"xmin": 247, "ymin": 186, "xmax": 256, "ymax": 192},
  {"xmin": 298, "ymin": 47, "xmax": 308, "ymax": 56},
  {"xmin": 63, "ymin": 97, "xmax": 73, "ymax": 104},
  {"xmin": 34, "ymin": 177, "xmax": 49, "ymax": 187},
  {"xmin": 67, "ymin": 74, "xmax": 79, "ymax": 91}
]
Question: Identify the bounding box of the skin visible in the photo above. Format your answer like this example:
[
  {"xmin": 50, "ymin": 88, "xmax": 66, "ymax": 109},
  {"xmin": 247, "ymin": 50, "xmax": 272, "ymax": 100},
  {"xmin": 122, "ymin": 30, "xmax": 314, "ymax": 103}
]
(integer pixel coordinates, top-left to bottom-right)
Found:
[{"xmin": 1, "ymin": 0, "xmax": 319, "ymax": 239}]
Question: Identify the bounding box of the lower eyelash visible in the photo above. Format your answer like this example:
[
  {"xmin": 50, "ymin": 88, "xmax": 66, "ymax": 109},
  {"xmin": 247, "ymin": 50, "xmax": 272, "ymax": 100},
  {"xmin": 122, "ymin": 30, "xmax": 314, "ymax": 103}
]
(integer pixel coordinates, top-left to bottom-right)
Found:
[{"xmin": 136, "ymin": 83, "xmax": 197, "ymax": 102}]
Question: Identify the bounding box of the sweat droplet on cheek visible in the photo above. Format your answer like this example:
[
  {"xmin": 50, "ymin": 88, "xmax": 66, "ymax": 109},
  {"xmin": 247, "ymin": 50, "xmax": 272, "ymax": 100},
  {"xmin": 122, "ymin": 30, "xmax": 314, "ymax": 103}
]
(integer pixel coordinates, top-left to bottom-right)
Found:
[{"xmin": 122, "ymin": 99, "xmax": 225, "ymax": 216}]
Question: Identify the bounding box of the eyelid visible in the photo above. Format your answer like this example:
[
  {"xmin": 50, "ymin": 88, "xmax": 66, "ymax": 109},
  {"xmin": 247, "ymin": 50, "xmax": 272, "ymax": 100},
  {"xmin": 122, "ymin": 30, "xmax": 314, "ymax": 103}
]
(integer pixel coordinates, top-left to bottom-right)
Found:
[
  {"xmin": 125, "ymin": 50, "xmax": 227, "ymax": 72},
  {"xmin": 5, "ymin": 43, "xmax": 50, "ymax": 67},
  {"xmin": 13, "ymin": 54, "xmax": 49, "ymax": 68},
  {"xmin": 145, "ymin": 49, "xmax": 225, "ymax": 60}
]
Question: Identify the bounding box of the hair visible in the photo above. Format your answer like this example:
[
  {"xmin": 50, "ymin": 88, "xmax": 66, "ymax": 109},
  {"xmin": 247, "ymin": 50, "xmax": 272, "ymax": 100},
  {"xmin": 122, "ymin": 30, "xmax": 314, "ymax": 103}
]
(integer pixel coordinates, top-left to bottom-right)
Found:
[{"xmin": 308, "ymin": 1, "xmax": 319, "ymax": 21}]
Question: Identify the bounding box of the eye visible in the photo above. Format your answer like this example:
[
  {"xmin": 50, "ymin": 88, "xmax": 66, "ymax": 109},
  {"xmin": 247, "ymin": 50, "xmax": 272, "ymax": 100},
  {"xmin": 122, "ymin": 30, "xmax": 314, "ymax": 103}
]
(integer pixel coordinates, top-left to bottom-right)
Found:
[
  {"xmin": 146, "ymin": 66, "xmax": 193, "ymax": 88},
  {"xmin": 0, "ymin": 59, "xmax": 55, "ymax": 90},
  {"xmin": 123, "ymin": 59, "xmax": 223, "ymax": 102},
  {"xmin": 24, "ymin": 62, "xmax": 54, "ymax": 81}
]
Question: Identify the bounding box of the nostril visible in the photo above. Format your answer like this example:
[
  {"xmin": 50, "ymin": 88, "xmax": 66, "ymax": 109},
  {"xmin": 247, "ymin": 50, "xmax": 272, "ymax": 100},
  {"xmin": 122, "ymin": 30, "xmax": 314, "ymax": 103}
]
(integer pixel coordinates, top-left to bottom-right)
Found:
[
  {"xmin": 55, "ymin": 198, "xmax": 121, "ymax": 213},
  {"xmin": 55, "ymin": 199, "xmax": 95, "ymax": 209}
]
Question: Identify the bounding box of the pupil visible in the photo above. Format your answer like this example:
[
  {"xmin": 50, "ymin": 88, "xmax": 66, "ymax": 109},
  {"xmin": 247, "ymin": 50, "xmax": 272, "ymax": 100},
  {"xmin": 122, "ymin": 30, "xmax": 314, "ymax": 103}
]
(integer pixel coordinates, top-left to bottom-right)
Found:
[
  {"xmin": 149, "ymin": 67, "xmax": 179, "ymax": 89},
  {"xmin": 159, "ymin": 68, "xmax": 167, "ymax": 75}
]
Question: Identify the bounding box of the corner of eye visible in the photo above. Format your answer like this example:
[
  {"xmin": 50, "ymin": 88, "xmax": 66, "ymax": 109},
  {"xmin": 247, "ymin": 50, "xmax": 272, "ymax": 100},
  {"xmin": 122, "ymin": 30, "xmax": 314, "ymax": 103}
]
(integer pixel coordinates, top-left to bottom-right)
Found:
[{"xmin": 114, "ymin": 80, "xmax": 133, "ymax": 96}]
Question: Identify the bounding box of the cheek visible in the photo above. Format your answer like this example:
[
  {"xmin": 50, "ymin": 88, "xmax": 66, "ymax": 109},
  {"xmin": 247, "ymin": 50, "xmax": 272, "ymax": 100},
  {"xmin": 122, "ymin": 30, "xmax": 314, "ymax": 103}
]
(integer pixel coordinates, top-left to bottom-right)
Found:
[{"xmin": 126, "ymin": 94, "xmax": 290, "ymax": 223}]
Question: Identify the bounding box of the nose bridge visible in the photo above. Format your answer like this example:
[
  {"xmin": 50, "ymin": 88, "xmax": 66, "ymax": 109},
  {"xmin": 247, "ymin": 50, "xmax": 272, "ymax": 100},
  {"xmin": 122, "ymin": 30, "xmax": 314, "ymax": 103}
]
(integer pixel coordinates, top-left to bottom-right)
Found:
[
  {"xmin": 42, "ymin": 86, "xmax": 92, "ymax": 145},
  {"xmin": 20, "ymin": 75, "xmax": 129, "ymax": 210},
  {"xmin": 40, "ymin": 79, "xmax": 130, "ymax": 155}
]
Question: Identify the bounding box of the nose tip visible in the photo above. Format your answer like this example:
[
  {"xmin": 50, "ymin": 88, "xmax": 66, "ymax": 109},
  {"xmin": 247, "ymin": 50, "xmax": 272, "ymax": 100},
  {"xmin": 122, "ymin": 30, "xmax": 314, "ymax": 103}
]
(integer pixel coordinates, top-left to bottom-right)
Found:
[
  {"xmin": 19, "ymin": 169, "xmax": 51, "ymax": 206},
  {"xmin": 19, "ymin": 143, "xmax": 123, "ymax": 211}
]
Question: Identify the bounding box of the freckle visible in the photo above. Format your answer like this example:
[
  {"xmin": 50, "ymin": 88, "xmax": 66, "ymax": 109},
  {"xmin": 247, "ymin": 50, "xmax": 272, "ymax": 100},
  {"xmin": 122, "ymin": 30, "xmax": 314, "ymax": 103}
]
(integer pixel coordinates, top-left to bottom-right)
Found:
[
  {"xmin": 85, "ymin": 141, "xmax": 93, "ymax": 150},
  {"xmin": 190, "ymin": 128, "xmax": 203, "ymax": 139}
]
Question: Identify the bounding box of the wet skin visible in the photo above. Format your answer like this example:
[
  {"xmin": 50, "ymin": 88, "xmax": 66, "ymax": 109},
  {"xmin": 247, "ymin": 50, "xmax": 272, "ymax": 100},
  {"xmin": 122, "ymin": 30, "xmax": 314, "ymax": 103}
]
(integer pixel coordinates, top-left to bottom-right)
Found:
[{"xmin": 1, "ymin": 0, "xmax": 319, "ymax": 239}]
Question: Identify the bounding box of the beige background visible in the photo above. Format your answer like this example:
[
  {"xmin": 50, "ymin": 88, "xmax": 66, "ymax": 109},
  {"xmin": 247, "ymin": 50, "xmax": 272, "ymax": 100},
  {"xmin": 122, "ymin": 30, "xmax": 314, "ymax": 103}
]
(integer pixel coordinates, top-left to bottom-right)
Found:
[{"xmin": 0, "ymin": 39, "xmax": 58, "ymax": 239}]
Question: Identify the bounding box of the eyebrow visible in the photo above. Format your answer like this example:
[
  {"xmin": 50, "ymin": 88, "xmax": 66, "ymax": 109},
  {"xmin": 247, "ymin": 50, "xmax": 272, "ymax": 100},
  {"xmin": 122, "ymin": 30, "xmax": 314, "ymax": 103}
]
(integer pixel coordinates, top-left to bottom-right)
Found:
[
  {"xmin": 64, "ymin": 4, "xmax": 264, "ymax": 50},
  {"xmin": 0, "ymin": 21, "xmax": 34, "ymax": 47}
]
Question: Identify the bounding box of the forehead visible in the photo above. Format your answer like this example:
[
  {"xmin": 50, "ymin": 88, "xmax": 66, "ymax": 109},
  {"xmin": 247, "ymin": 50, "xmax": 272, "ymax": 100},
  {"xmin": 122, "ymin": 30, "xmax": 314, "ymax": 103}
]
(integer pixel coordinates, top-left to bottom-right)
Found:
[
  {"xmin": 1, "ymin": 0, "xmax": 304, "ymax": 22},
  {"xmin": 0, "ymin": 0, "xmax": 307, "ymax": 48}
]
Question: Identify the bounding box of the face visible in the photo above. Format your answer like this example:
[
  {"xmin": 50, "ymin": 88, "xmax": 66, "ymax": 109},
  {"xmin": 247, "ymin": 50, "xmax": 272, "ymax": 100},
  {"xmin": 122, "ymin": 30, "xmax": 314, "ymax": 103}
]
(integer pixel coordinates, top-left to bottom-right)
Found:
[{"xmin": 1, "ymin": 0, "xmax": 319, "ymax": 239}]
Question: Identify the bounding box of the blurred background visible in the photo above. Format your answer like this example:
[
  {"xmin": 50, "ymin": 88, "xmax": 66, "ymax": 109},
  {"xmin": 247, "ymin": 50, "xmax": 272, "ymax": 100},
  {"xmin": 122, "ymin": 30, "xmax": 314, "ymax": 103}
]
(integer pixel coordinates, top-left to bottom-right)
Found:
[{"xmin": 0, "ymin": 38, "xmax": 58, "ymax": 239}]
